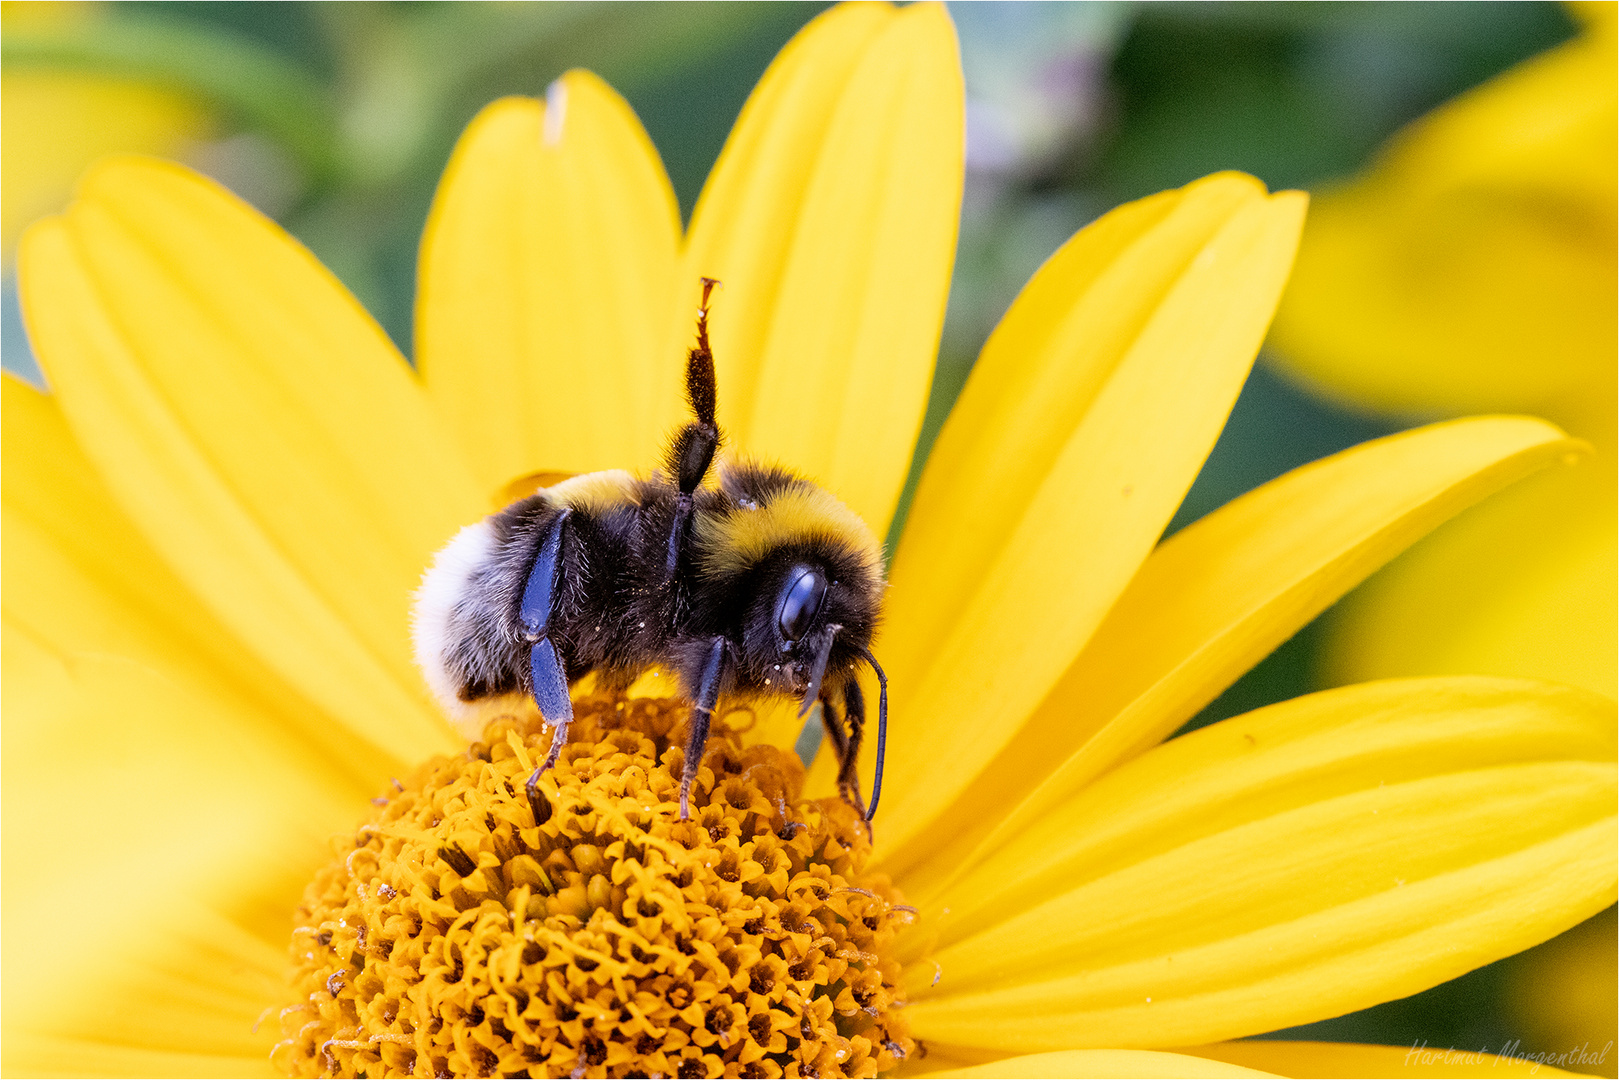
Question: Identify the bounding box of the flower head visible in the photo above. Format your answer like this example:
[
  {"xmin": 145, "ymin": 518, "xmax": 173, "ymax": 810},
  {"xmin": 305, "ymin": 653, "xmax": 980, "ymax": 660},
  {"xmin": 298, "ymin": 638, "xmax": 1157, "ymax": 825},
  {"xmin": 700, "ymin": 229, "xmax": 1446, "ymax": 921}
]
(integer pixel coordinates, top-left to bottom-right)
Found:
[
  {"xmin": 278, "ymin": 697, "xmax": 913, "ymax": 1079},
  {"xmin": 5, "ymin": 4, "xmax": 1614, "ymax": 1078}
]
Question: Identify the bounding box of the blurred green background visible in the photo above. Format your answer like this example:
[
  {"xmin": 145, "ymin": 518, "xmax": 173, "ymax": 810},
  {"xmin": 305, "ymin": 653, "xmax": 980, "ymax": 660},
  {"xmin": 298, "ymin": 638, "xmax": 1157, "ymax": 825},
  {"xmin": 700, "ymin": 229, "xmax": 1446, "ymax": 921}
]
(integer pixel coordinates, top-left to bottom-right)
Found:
[{"xmin": 2, "ymin": 1, "xmax": 1612, "ymax": 1072}]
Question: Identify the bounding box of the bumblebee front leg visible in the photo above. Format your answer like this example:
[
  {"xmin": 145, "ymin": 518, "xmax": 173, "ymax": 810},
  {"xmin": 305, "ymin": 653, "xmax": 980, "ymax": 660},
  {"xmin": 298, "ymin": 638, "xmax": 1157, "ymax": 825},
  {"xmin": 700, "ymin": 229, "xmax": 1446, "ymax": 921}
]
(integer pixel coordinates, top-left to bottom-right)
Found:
[
  {"xmin": 679, "ymin": 635, "xmax": 729, "ymax": 820},
  {"xmin": 825, "ymin": 681, "xmax": 870, "ymax": 826},
  {"xmin": 519, "ymin": 509, "xmax": 574, "ymax": 799}
]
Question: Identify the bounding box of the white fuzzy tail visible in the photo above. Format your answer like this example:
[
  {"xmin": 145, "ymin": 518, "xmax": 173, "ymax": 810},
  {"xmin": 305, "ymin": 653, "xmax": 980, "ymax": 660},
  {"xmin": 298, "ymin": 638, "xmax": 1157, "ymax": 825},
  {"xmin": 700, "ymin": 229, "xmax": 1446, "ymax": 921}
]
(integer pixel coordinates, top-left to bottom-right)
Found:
[{"xmin": 411, "ymin": 521, "xmax": 496, "ymax": 726}]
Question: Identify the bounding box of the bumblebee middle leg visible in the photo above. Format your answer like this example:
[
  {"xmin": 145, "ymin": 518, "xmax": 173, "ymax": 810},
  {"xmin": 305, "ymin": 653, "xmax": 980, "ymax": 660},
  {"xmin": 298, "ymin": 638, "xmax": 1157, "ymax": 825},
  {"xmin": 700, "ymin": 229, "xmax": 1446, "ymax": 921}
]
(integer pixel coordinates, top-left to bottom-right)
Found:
[{"xmin": 679, "ymin": 635, "xmax": 729, "ymax": 820}]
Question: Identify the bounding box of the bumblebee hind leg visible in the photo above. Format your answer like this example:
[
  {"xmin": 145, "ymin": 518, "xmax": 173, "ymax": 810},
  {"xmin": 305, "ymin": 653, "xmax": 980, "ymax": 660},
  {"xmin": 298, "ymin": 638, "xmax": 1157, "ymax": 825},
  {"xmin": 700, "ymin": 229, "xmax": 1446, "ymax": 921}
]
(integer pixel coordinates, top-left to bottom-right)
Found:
[
  {"xmin": 662, "ymin": 279, "xmax": 723, "ymax": 580},
  {"xmin": 519, "ymin": 510, "xmax": 574, "ymax": 791}
]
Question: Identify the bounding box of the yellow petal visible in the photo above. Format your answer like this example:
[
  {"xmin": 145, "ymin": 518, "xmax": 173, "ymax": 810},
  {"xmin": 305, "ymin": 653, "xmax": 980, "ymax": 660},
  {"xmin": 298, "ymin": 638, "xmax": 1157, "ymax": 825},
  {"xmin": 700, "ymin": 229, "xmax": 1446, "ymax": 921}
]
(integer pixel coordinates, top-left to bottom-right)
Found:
[
  {"xmin": 866, "ymin": 174, "xmax": 1305, "ymax": 857},
  {"xmin": 906, "ymin": 678, "xmax": 1615, "ymax": 1053},
  {"xmin": 889, "ymin": 415, "xmax": 1579, "ymax": 892},
  {"xmin": 1178, "ymin": 1040, "xmax": 1593, "ymax": 1079},
  {"xmin": 18, "ymin": 158, "xmax": 479, "ymax": 761},
  {"xmin": 680, "ymin": 0, "xmax": 892, "ymax": 448},
  {"xmin": 915, "ymin": 1048, "xmax": 1278, "ymax": 1079},
  {"xmin": 683, "ymin": 1, "xmax": 962, "ymax": 533},
  {"xmin": 417, "ymin": 75, "xmax": 681, "ymax": 498},
  {"xmin": 3, "ymin": 1033, "xmax": 272, "ymax": 1080},
  {"xmin": 3, "ymin": 406, "xmax": 363, "ymax": 1057},
  {"xmin": 2, "ymin": 632, "xmax": 363, "ymax": 1067},
  {"xmin": 1326, "ymin": 453, "xmax": 1617, "ymax": 700},
  {"xmin": 2, "ymin": 374, "xmax": 410, "ymax": 778},
  {"xmin": 1267, "ymin": 23, "xmax": 1616, "ymax": 420},
  {"xmin": 1, "ymin": 65, "xmax": 208, "ymax": 261}
]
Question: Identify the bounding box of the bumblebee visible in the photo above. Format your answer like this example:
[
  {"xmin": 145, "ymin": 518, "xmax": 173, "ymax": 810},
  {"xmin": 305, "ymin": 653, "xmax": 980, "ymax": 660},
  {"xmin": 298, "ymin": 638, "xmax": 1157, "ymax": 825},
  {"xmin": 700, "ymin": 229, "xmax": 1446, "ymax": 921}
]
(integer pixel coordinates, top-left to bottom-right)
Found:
[{"xmin": 413, "ymin": 280, "xmax": 889, "ymax": 825}]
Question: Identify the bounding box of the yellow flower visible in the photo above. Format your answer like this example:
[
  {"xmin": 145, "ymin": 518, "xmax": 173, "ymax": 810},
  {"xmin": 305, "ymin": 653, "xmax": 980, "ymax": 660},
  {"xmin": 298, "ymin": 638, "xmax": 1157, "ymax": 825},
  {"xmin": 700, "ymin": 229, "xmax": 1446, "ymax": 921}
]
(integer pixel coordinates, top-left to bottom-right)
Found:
[
  {"xmin": 3, "ymin": 4, "xmax": 1613, "ymax": 1078},
  {"xmin": 1266, "ymin": 4, "xmax": 1616, "ymax": 700}
]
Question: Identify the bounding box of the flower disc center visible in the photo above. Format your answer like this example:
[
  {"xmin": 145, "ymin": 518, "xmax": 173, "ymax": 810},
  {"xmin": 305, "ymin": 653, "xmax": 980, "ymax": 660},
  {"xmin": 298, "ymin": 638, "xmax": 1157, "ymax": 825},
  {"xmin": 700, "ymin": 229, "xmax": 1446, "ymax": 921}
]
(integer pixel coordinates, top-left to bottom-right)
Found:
[{"xmin": 275, "ymin": 693, "xmax": 916, "ymax": 1079}]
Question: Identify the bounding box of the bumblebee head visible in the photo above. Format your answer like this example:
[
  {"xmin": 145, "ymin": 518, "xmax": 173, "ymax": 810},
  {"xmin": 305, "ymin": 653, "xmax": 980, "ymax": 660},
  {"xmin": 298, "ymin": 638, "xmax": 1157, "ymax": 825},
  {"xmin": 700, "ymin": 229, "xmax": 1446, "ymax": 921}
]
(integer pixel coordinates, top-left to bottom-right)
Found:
[{"xmin": 694, "ymin": 461, "xmax": 885, "ymax": 704}]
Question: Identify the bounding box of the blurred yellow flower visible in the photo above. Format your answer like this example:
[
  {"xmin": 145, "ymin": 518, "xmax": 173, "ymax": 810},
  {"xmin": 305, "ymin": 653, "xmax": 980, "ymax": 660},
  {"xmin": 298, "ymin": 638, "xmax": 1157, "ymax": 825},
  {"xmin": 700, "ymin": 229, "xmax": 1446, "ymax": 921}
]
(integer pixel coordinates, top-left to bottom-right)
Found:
[
  {"xmin": 0, "ymin": 1, "xmax": 210, "ymax": 263},
  {"xmin": 1267, "ymin": 4, "xmax": 1617, "ymax": 700},
  {"xmin": 4, "ymin": 4, "xmax": 1613, "ymax": 1078},
  {"xmin": 1505, "ymin": 908, "xmax": 1617, "ymax": 1073}
]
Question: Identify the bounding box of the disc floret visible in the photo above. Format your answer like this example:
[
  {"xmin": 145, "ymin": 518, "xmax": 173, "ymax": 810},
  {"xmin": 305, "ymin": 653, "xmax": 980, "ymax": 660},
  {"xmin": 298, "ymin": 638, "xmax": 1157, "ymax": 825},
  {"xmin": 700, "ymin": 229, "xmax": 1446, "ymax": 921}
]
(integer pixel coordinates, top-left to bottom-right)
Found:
[{"xmin": 275, "ymin": 693, "xmax": 916, "ymax": 1079}]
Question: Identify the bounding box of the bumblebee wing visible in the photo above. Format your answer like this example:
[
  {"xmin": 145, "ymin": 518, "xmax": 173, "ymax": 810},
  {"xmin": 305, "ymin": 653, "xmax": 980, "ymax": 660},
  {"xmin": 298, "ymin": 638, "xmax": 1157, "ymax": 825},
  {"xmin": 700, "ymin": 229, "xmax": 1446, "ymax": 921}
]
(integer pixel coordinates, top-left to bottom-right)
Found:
[{"xmin": 498, "ymin": 469, "xmax": 577, "ymax": 507}]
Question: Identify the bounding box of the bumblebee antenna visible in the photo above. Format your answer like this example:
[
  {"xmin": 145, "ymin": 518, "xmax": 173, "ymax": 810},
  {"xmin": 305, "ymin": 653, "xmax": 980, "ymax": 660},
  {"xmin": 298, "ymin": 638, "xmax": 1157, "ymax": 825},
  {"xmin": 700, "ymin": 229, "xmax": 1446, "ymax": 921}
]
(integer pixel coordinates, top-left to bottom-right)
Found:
[{"xmin": 856, "ymin": 644, "xmax": 888, "ymax": 822}]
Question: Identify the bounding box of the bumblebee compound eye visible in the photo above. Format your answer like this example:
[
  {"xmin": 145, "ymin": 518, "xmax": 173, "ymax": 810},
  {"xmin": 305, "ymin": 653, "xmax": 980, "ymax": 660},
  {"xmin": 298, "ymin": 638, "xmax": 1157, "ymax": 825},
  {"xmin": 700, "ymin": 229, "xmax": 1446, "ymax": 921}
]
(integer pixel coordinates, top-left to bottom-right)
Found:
[{"xmin": 776, "ymin": 564, "xmax": 827, "ymax": 646}]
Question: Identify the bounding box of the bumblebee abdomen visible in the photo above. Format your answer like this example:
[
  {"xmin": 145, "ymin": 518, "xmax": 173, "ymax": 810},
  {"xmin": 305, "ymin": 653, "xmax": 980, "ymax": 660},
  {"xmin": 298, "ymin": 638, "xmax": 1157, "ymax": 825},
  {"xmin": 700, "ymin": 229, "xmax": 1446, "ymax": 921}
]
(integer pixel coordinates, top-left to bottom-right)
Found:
[{"xmin": 411, "ymin": 518, "xmax": 527, "ymax": 729}]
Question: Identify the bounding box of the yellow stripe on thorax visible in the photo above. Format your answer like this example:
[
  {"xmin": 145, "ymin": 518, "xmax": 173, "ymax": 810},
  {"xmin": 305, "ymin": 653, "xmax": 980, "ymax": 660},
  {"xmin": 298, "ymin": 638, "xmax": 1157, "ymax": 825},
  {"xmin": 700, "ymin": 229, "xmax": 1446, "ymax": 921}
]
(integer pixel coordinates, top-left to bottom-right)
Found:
[{"xmin": 696, "ymin": 484, "xmax": 882, "ymax": 575}]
